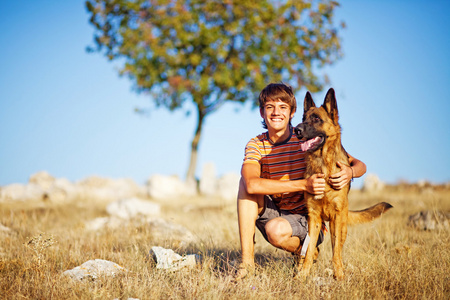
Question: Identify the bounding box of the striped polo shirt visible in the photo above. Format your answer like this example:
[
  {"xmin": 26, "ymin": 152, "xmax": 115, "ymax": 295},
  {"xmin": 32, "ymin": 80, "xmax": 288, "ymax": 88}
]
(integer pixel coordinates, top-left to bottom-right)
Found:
[{"xmin": 243, "ymin": 127, "xmax": 307, "ymax": 214}]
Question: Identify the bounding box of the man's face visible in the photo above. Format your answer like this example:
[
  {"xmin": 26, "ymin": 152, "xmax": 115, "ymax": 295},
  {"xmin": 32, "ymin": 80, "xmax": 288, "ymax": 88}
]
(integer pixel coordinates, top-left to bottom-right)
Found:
[{"xmin": 260, "ymin": 99, "xmax": 295, "ymax": 132}]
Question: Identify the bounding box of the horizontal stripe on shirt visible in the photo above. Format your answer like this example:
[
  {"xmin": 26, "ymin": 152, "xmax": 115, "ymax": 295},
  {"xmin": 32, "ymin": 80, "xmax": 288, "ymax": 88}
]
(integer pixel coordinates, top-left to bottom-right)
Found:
[{"xmin": 243, "ymin": 129, "xmax": 307, "ymax": 214}]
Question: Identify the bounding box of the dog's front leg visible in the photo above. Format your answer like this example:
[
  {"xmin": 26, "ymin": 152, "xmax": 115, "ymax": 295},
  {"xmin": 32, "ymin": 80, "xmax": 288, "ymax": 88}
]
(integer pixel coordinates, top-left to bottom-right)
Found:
[
  {"xmin": 296, "ymin": 211, "xmax": 322, "ymax": 280},
  {"xmin": 330, "ymin": 212, "xmax": 347, "ymax": 280}
]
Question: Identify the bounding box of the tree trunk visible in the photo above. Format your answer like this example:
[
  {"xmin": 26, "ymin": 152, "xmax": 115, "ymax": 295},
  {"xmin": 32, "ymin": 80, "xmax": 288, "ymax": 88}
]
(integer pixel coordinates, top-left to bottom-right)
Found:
[{"xmin": 185, "ymin": 107, "xmax": 205, "ymax": 182}]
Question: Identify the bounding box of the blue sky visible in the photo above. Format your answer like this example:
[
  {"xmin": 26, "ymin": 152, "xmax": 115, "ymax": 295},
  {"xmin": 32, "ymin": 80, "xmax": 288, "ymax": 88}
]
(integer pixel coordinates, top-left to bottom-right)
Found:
[{"xmin": 1, "ymin": 0, "xmax": 449, "ymax": 187}]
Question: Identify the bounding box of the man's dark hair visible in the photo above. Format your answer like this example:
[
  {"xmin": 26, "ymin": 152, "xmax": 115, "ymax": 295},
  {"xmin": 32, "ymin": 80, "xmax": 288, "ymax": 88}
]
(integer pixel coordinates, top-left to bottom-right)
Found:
[{"xmin": 259, "ymin": 82, "xmax": 297, "ymax": 129}]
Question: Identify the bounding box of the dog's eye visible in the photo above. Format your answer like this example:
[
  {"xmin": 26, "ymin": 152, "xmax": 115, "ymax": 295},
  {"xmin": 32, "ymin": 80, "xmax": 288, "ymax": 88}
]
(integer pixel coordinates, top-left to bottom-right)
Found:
[{"xmin": 312, "ymin": 115, "xmax": 321, "ymax": 123}]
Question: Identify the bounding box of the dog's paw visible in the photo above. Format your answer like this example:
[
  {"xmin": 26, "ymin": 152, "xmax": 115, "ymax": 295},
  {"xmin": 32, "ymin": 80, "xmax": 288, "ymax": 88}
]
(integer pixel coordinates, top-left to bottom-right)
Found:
[
  {"xmin": 293, "ymin": 270, "xmax": 308, "ymax": 282},
  {"xmin": 314, "ymin": 194, "xmax": 324, "ymax": 200},
  {"xmin": 333, "ymin": 270, "xmax": 345, "ymax": 280}
]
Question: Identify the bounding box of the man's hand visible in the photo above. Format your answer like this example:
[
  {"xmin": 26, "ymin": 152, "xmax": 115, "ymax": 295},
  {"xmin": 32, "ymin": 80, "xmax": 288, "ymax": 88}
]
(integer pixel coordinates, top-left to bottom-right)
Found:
[
  {"xmin": 306, "ymin": 173, "xmax": 326, "ymax": 195},
  {"xmin": 329, "ymin": 162, "xmax": 352, "ymax": 189}
]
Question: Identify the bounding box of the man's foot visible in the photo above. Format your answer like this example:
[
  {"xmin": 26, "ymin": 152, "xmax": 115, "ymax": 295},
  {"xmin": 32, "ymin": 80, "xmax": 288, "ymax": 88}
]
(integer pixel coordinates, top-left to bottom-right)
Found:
[
  {"xmin": 231, "ymin": 263, "xmax": 255, "ymax": 282},
  {"xmin": 292, "ymin": 252, "xmax": 304, "ymax": 278},
  {"xmin": 292, "ymin": 252, "xmax": 304, "ymax": 267}
]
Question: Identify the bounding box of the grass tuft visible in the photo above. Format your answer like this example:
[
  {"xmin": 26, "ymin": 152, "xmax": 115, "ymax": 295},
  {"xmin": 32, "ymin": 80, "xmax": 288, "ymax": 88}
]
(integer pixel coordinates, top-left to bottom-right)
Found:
[{"xmin": 0, "ymin": 189, "xmax": 449, "ymax": 299}]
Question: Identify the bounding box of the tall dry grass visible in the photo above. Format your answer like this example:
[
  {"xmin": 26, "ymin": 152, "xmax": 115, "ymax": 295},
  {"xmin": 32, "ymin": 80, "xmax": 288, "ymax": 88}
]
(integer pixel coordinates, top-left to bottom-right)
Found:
[{"xmin": 0, "ymin": 187, "xmax": 449, "ymax": 299}]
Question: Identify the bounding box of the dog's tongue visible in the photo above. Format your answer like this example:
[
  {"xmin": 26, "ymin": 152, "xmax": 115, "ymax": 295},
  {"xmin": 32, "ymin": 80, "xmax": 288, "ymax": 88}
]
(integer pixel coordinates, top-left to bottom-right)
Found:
[{"xmin": 301, "ymin": 137, "xmax": 322, "ymax": 152}]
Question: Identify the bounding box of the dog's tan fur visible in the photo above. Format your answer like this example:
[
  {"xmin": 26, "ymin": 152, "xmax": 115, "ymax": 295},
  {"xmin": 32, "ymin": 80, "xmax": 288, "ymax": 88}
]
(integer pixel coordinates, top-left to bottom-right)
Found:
[{"xmin": 294, "ymin": 88, "xmax": 392, "ymax": 280}]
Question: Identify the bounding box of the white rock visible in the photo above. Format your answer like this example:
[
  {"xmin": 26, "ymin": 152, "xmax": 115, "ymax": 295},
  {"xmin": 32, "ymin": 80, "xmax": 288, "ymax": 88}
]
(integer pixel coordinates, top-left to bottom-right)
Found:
[
  {"xmin": 199, "ymin": 162, "xmax": 217, "ymax": 196},
  {"xmin": 217, "ymin": 172, "xmax": 240, "ymax": 201},
  {"xmin": 63, "ymin": 259, "xmax": 127, "ymax": 281},
  {"xmin": 0, "ymin": 172, "xmax": 78, "ymax": 203},
  {"xmin": 361, "ymin": 173, "xmax": 385, "ymax": 193},
  {"xmin": 185, "ymin": 177, "xmax": 198, "ymax": 196},
  {"xmin": 150, "ymin": 246, "xmax": 197, "ymax": 270},
  {"xmin": 1, "ymin": 173, "xmax": 147, "ymax": 203},
  {"xmin": 29, "ymin": 171, "xmax": 55, "ymax": 190},
  {"xmin": 0, "ymin": 183, "xmax": 43, "ymax": 202},
  {"xmin": 77, "ymin": 176, "xmax": 146, "ymax": 202},
  {"xmin": 106, "ymin": 198, "xmax": 161, "ymax": 219},
  {"xmin": 408, "ymin": 210, "xmax": 450, "ymax": 230},
  {"xmin": 44, "ymin": 178, "xmax": 78, "ymax": 203},
  {"xmin": 147, "ymin": 174, "xmax": 197, "ymax": 199}
]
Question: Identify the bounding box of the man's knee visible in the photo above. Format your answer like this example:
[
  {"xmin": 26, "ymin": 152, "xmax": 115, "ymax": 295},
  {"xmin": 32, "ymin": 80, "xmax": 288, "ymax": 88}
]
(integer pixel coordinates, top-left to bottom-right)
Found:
[{"xmin": 265, "ymin": 218, "xmax": 292, "ymax": 247}]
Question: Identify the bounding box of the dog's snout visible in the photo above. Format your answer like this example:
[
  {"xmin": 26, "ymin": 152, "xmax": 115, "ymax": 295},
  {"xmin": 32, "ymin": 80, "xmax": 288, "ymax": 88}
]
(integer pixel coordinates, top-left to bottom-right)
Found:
[{"xmin": 294, "ymin": 125, "xmax": 303, "ymax": 138}]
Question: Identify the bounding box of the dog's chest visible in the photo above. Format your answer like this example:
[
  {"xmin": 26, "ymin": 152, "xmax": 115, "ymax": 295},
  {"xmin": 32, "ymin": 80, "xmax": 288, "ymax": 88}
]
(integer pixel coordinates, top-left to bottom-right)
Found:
[
  {"xmin": 306, "ymin": 191, "xmax": 348, "ymax": 221},
  {"xmin": 306, "ymin": 156, "xmax": 328, "ymax": 177}
]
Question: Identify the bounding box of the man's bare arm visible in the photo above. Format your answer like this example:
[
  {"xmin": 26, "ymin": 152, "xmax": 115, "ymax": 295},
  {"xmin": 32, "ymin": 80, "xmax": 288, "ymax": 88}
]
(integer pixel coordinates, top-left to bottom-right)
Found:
[
  {"xmin": 329, "ymin": 153, "xmax": 367, "ymax": 189},
  {"xmin": 241, "ymin": 163, "xmax": 325, "ymax": 195}
]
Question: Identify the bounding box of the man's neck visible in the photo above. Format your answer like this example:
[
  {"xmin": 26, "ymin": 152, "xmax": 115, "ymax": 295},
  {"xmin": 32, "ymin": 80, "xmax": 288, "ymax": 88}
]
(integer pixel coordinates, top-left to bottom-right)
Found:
[{"xmin": 268, "ymin": 126, "xmax": 291, "ymax": 144}]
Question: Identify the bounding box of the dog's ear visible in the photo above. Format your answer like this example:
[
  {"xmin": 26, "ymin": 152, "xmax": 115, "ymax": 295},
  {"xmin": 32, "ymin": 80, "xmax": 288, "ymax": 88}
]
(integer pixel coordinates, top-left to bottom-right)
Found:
[
  {"xmin": 304, "ymin": 91, "xmax": 316, "ymax": 114},
  {"xmin": 322, "ymin": 88, "xmax": 339, "ymax": 124}
]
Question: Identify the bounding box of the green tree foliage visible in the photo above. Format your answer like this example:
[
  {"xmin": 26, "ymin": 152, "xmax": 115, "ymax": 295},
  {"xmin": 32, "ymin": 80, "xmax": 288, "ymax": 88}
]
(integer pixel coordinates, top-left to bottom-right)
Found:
[{"xmin": 86, "ymin": 0, "xmax": 344, "ymax": 181}]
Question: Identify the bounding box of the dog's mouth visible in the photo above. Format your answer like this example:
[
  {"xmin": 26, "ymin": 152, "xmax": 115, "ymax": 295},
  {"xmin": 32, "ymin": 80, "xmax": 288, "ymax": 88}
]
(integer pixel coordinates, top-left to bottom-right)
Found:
[{"xmin": 301, "ymin": 135, "xmax": 325, "ymax": 152}]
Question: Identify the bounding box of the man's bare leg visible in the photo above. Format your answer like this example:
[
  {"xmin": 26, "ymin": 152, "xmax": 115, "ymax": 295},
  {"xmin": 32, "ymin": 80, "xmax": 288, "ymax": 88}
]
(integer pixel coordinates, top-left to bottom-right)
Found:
[
  {"xmin": 265, "ymin": 217, "xmax": 320, "ymax": 276},
  {"xmin": 236, "ymin": 178, "xmax": 264, "ymax": 280},
  {"xmin": 265, "ymin": 217, "xmax": 301, "ymax": 252}
]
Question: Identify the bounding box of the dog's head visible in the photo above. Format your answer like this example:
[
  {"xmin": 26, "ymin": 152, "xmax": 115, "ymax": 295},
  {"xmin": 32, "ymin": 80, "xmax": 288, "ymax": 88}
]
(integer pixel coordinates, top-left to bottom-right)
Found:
[{"xmin": 294, "ymin": 88, "xmax": 341, "ymax": 152}]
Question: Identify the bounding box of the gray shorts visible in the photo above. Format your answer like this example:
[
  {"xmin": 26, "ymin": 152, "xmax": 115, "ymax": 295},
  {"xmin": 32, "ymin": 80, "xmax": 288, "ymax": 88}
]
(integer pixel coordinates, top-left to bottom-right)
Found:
[{"xmin": 255, "ymin": 195, "xmax": 324, "ymax": 246}]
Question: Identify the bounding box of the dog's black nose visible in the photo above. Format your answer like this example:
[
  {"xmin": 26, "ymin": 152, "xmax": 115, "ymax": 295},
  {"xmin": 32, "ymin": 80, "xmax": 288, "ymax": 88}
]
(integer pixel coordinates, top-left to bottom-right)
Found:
[{"xmin": 294, "ymin": 126, "xmax": 303, "ymax": 138}]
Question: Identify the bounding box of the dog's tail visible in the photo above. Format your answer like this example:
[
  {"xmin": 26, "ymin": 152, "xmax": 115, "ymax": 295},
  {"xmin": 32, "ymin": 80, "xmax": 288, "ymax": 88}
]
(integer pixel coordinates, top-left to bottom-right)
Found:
[{"xmin": 347, "ymin": 202, "xmax": 393, "ymax": 225}]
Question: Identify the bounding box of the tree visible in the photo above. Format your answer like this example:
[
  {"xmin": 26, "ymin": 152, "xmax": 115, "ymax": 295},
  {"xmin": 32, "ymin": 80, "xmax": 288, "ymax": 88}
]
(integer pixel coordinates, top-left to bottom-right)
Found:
[{"xmin": 86, "ymin": 0, "xmax": 344, "ymax": 181}]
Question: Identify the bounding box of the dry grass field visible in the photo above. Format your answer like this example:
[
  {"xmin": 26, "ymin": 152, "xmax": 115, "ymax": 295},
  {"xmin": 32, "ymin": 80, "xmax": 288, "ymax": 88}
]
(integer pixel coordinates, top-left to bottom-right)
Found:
[{"xmin": 1, "ymin": 186, "xmax": 449, "ymax": 299}]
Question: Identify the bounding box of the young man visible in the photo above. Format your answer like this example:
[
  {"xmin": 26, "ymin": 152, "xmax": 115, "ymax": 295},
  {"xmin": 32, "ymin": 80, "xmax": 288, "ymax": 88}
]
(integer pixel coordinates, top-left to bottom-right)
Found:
[{"xmin": 236, "ymin": 83, "xmax": 366, "ymax": 280}]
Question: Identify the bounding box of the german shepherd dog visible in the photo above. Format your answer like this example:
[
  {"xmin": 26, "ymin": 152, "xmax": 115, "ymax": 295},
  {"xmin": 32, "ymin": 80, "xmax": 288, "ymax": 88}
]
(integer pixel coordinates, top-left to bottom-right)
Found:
[{"xmin": 293, "ymin": 88, "xmax": 392, "ymax": 280}]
